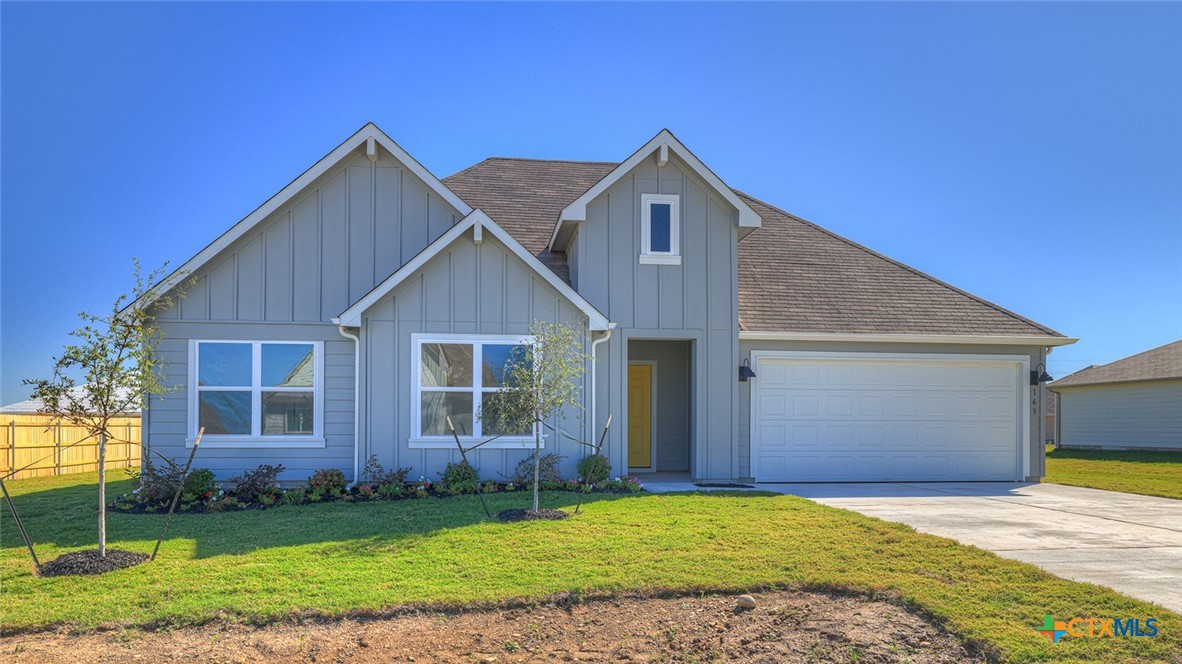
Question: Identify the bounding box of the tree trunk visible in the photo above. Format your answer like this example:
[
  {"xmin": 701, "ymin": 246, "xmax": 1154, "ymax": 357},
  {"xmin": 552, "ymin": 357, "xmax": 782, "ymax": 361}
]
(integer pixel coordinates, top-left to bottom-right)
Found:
[
  {"xmin": 532, "ymin": 416, "xmax": 541, "ymax": 513},
  {"xmin": 98, "ymin": 432, "xmax": 107, "ymax": 558}
]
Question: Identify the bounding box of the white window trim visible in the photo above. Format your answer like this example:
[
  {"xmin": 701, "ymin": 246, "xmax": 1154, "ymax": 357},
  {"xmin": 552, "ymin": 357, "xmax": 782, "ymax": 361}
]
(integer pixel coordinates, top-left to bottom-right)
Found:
[
  {"xmin": 187, "ymin": 340, "xmax": 326, "ymax": 448},
  {"xmin": 410, "ymin": 333, "xmax": 544, "ymax": 449},
  {"xmin": 640, "ymin": 193, "xmax": 681, "ymax": 265}
]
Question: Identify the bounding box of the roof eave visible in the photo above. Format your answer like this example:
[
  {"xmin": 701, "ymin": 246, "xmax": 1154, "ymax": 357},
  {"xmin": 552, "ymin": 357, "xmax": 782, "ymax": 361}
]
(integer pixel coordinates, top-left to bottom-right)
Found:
[
  {"xmin": 1050, "ymin": 375, "xmax": 1182, "ymax": 390},
  {"xmin": 134, "ymin": 123, "xmax": 472, "ymax": 311},
  {"xmin": 338, "ymin": 209, "xmax": 611, "ymax": 331},
  {"xmin": 739, "ymin": 331, "xmax": 1078, "ymax": 347}
]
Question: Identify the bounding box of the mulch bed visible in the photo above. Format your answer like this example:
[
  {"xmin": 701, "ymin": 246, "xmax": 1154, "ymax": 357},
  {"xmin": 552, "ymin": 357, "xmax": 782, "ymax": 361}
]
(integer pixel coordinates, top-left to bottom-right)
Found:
[
  {"xmin": 1, "ymin": 590, "xmax": 986, "ymax": 663},
  {"xmin": 38, "ymin": 549, "xmax": 149, "ymax": 577},
  {"xmin": 497, "ymin": 508, "xmax": 571, "ymax": 522}
]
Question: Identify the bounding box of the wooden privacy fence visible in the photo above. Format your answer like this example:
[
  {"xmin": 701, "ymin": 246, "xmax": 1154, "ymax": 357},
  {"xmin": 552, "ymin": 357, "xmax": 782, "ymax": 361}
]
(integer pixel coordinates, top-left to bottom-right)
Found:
[{"xmin": 0, "ymin": 416, "xmax": 141, "ymax": 480}]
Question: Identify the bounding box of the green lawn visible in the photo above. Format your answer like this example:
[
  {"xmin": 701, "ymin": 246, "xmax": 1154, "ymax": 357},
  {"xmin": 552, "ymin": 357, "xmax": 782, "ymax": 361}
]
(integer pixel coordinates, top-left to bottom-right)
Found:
[
  {"xmin": 1046, "ymin": 445, "xmax": 1182, "ymax": 500},
  {"xmin": 2, "ymin": 473, "xmax": 1178, "ymax": 662}
]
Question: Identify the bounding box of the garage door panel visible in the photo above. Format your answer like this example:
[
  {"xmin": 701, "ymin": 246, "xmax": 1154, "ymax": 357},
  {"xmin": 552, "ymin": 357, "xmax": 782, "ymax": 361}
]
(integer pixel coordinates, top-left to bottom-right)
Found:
[
  {"xmin": 753, "ymin": 356, "xmax": 1022, "ymax": 482},
  {"xmin": 759, "ymin": 393, "xmax": 788, "ymax": 416}
]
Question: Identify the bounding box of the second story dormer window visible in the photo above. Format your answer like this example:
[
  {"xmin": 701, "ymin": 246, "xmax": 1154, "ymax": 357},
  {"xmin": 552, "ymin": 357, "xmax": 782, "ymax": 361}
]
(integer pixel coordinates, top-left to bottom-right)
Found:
[{"xmin": 640, "ymin": 193, "xmax": 681, "ymax": 265}]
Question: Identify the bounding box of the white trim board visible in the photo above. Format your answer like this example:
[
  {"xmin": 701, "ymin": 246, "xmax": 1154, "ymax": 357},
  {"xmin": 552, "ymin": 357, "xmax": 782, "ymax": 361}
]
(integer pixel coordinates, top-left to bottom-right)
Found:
[
  {"xmin": 137, "ymin": 123, "xmax": 472, "ymax": 310},
  {"xmin": 740, "ymin": 331, "xmax": 1077, "ymax": 347},
  {"xmin": 187, "ymin": 339, "xmax": 326, "ymax": 448},
  {"xmin": 639, "ymin": 193, "xmax": 681, "ymax": 265},
  {"xmin": 747, "ymin": 350, "xmax": 1030, "ymax": 482},
  {"xmin": 549, "ymin": 129, "xmax": 762, "ymax": 251},
  {"xmin": 336, "ymin": 209, "xmax": 611, "ymax": 330},
  {"xmin": 410, "ymin": 332, "xmax": 543, "ymax": 449}
]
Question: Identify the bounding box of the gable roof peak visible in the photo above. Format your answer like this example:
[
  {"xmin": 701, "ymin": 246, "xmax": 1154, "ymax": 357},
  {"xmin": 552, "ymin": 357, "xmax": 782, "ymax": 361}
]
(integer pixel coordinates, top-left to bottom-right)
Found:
[
  {"xmin": 548, "ymin": 129, "xmax": 762, "ymax": 251},
  {"xmin": 135, "ymin": 123, "xmax": 471, "ymax": 310},
  {"xmin": 336, "ymin": 208, "xmax": 610, "ymax": 331}
]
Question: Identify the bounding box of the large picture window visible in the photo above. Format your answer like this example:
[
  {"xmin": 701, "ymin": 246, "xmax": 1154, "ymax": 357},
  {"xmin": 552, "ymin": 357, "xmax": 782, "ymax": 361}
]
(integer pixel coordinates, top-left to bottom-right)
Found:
[
  {"xmin": 190, "ymin": 340, "xmax": 323, "ymax": 447},
  {"xmin": 413, "ymin": 334, "xmax": 537, "ymax": 447}
]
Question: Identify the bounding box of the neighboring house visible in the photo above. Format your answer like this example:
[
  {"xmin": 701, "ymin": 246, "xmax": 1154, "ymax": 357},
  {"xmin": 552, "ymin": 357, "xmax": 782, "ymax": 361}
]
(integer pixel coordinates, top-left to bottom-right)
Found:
[
  {"xmin": 1050, "ymin": 340, "xmax": 1182, "ymax": 451},
  {"xmin": 139, "ymin": 124, "xmax": 1073, "ymax": 484},
  {"xmin": 1, "ymin": 385, "xmax": 140, "ymax": 420},
  {"xmin": 1043, "ymin": 384, "xmax": 1057, "ymax": 445}
]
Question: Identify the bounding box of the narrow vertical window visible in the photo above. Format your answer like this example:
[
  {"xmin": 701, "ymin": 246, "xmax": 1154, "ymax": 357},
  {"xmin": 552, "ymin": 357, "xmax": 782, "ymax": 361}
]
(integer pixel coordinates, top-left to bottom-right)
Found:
[
  {"xmin": 649, "ymin": 203, "xmax": 672, "ymax": 252},
  {"xmin": 640, "ymin": 193, "xmax": 681, "ymax": 264}
]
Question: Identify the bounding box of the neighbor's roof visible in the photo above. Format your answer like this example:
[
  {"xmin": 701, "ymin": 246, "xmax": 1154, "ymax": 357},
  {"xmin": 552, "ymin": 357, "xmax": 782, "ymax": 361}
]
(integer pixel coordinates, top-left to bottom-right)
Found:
[
  {"xmin": 1051, "ymin": 339, "xmax": 1182, "ymax": 388},
  {"xmin": 0, "ymin": 386, "xmax": 139, "ymax": 415},
  {"xmin": 443, "ymin": 157, "xmax": 1064, "ymax": 338}
]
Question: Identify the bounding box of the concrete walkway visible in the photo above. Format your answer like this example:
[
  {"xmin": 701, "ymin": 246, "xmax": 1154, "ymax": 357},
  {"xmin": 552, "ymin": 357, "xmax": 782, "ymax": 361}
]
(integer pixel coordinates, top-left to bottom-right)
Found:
[{"xmin": 646, "ymin": 480, "xmax": 1182, "ymax": 612}]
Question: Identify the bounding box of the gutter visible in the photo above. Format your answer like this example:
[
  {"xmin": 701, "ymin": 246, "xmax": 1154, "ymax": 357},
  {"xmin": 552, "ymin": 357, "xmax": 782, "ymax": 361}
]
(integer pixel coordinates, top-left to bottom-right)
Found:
[
  {"xmin": 589, "ymin": 323, "xmax": 617, "ymax": 450},
  {"xmin": 333, "ymin": 321, "xmax": 362, "ymax": 489}
]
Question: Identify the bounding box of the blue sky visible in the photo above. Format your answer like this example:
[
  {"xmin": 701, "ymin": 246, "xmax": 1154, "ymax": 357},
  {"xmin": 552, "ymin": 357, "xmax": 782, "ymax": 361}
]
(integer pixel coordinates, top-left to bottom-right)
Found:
[{"xmin": 2, "ymin": 2, "xmax": 1179, "ymax": 404}]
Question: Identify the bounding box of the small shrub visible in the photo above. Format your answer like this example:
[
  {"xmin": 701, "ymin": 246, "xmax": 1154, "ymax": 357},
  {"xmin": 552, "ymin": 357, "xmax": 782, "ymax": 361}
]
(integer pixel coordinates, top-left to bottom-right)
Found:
[
  {"xmin": 577, "ymin": 454, "xmax": 611, "ymax": 484},
  {"xmin": 378, "ymin": 483, "xmax": 404, "ymax": 500},
  {"xmin": 181, "ymin": 468, "xmax": 217, "ymax": 503},
  {"xmin": 439, "ymin": 461, "xmax": 480, "ymax": 495},
  {"xmin": 230, "ymin": 464, "xmax": 285, "ymax": 503},
  {"xmin": 362, "ymin": 455, "xmax": 412, "ymax": 488},
  {"xmin": 307, "ymin": 490, "xmax": 323, "ymax": 503},
  {"xmin": 308, "ymin": 468, "xmax": 347, "ymax": 496},
  {"xmin": 283, "ymin": 487, "xmax": 307, "ymax": 505},
  {"xmin": 511, "ymin": 453, "xmax": 564, "ymax": 485},
  {"xmin": 133, "ymin": 458, "xmax": 185, "ymax": 504},
  {"xmin": 601, "ymin": 476, "xmax": 644, "ymax": 493},
  {"xmin": 210, "ymin": 496, "xmax": 242, "ymax": 512}
]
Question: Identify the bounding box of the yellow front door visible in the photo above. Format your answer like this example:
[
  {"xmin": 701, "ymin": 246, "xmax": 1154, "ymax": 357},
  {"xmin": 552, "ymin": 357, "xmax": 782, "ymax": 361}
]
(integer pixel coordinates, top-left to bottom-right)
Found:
[{"xmin": 628, "ymin": 364, "xmax": 653, "ymax": 469}]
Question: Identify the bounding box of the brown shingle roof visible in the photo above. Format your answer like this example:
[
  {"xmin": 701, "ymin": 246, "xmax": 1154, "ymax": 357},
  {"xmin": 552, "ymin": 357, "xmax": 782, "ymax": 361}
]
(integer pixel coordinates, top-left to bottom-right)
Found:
[
  {"xmin": 443, "ymin": 158, "xmax": 617, "ymax": 284},
  {"xmin": 1051, "ymin": 340, "xmax": 1182, "ymax": 388},
  {"xmin": 444, "ymin": 157, "xmax": 1063, "ymax": 338}
]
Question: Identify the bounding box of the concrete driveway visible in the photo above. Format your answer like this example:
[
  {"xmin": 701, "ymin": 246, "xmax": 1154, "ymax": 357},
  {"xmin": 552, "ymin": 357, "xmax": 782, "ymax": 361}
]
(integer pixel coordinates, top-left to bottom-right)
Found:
[{"xmin": 777, "ymin": 482, "xmax": 1182, "ymax": 612}]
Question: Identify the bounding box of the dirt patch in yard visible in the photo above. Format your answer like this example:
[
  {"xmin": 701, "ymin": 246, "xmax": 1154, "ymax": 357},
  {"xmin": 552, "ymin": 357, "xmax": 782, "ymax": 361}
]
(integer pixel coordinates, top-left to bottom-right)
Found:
[{"xmin": 3, "ymin": 590, "xmax": 984, "ymax": 663}]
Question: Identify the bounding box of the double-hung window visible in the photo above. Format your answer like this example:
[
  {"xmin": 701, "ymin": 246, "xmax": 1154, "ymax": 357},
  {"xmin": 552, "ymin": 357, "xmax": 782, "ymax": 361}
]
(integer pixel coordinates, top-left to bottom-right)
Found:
[
  {"xmin": 189, "ymin": 340, "xmax": 324, "ymax": 447},
  {"xmin": 640, "ymin": 193, "xmax": 681, "ymax": 265},
  {"xmin": 412, "ymin": 334, "xmax": 537, "ymax": 448}
]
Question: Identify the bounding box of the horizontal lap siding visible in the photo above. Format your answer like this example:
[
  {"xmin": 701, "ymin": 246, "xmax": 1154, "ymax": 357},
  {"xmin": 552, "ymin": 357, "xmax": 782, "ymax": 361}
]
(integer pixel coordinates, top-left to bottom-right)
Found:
[
  {"xmin": 147, "ymin": 323, "xmax": 356, "ymax": 481},
  {"xmin": 362, "ymin": 231, "xmax": 591, "ymax": 482},
  {"xmin": 1057, "ymin": 380, "xmax": 1182, "ymax": 450}
]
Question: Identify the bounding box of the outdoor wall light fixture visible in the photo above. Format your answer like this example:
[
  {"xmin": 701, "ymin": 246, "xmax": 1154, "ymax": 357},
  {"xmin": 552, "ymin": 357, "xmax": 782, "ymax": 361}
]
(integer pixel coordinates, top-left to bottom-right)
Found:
[
  {"xmin": 1030, "ymin": 363, "xmax": 1053, "ymax": 386},
  {"xmin": 739, "ymin": 358, "xmax": 756, "ymax": 382}
]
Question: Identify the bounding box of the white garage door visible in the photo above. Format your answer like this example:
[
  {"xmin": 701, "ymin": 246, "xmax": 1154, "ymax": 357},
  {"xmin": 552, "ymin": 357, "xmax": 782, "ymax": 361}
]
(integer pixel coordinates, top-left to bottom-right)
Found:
[{"xmin": 751, "ymin": 353, "xmax": 1025, "ymax": 482}]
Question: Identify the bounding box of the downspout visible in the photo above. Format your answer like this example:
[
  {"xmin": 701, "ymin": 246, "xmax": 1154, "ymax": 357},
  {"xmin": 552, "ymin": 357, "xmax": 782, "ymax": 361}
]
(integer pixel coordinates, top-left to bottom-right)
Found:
[
  {"xmin": 335, "ymin": 322, "xmax": 362, "ymax": 489},
  {"xmin": 589, "ymin": 323, "xmax": 617, "ymax": 449}
]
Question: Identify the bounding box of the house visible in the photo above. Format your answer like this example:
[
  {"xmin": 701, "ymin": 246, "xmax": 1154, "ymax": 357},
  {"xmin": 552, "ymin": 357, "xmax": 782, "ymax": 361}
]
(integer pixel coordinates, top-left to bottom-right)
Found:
[
  {"xmin": 1049, "ymin": 339, "xmax": 1182, "ymax": 451},
  {"xmin": 140, "ymin": 123, "xmax": 1074, "ymax": 485},
  {"xmin": 1043, "ymin": 383, "xmax": 1057, "ymax": 445}
]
